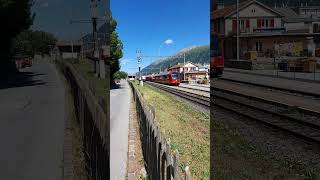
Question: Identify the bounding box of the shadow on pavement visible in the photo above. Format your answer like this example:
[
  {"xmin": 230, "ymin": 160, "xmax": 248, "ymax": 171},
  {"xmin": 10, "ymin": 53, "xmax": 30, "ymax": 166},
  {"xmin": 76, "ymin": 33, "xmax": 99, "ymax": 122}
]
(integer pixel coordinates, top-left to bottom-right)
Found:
[
  {"xmin": 111, "ymin": 83, "xmax": 121, "ymax": 89},
  {"xmin": 0, "ymin": 72, "xmax": 46, "ymax": 90}
]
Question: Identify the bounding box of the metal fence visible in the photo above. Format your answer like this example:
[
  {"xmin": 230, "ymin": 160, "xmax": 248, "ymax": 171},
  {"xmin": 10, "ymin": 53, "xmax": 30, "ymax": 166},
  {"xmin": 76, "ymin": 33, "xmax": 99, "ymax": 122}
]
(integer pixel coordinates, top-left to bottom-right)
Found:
[
  {"xmin": 130, "ymin": 82, "xmax": 192, "ymax": 180},
  {"xmin": 56, "ymin": 60, "xmax": 109, "ymax": 180}
]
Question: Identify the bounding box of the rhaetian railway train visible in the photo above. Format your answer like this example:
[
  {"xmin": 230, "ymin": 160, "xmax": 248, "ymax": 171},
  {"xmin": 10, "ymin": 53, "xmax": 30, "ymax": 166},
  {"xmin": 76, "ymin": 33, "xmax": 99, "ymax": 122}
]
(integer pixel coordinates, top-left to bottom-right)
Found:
[
  {"xmin": 144, "ymin": 71, "xmax": 180, "ymax": 86},
  {"xmin": 211, "ymin": 32, "xmax": 224, "ymax": 77}
]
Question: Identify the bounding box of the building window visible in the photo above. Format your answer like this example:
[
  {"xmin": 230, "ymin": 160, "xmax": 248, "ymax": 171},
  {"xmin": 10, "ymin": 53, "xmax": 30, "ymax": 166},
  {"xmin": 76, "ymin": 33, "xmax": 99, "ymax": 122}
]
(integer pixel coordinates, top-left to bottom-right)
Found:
[
  {"xmin": 265, "ymin": 19, "xmax": 269, "ymax": 27},
  {"xmin": 240, "ymin": 20, "xmax": 245, "ymax": 32},
  {"xmin": 258, "ymin": 19, "xmax": 274, "ymax": 28},
  {"xmin": 256, "ymin": 41, "xmax": 262, "ymax": 51},
  {"xmin": 232, "ymin": 20, "xmax": 237, "ymax": 33}
]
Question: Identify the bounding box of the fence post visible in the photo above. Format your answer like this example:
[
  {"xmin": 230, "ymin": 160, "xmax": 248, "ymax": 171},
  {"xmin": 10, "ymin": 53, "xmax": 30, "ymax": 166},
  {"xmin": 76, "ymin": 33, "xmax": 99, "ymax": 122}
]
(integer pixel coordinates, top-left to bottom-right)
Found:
[
  {"xmin": 314, "ymin": 65, "xmax": 316, "ymax": 81},
  {"xmin": 184, "ymin": 166, "xmax": 192, "ymax": 180},
  {"xmin": 185, "ymin": 166, "xmax": 192, "ymax": 180}
]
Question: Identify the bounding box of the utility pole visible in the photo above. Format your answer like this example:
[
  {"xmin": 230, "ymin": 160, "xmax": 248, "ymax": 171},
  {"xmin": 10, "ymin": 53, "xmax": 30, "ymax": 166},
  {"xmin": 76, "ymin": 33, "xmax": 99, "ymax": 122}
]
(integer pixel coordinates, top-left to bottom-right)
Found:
[
  {"xmin": 136, "ymin": 49, "xmax": 143, "ymax": 86},
  {"xmin": 237, "ymin": 0, "xmax": 240, "ymax": 61},
  {"xmin": 91, "ymin": 0, "xmax": 99, "ymax": 76},
  {"xmin": 183, "ymin": 52, "xmax": 186, "ymax": 81}
]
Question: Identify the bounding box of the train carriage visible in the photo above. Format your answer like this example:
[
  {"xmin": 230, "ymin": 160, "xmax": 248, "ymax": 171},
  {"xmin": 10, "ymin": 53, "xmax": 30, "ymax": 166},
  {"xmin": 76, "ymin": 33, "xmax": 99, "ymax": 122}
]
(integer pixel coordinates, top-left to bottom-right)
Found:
[
  {"xmin": 145, "ymin": 71, "xmax": 180, "ymax": 86},
  {"xmin": 211, "ymin": 32, "xmax": 224, "ymax": 77}
]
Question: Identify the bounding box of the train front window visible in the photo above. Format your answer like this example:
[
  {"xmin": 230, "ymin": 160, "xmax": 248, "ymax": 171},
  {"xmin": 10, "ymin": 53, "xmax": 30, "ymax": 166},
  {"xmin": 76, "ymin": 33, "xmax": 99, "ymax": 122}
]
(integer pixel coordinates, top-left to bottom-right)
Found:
[{"xmin": 171, "ymin": 73, "xmax": 178, "ymax": 80}]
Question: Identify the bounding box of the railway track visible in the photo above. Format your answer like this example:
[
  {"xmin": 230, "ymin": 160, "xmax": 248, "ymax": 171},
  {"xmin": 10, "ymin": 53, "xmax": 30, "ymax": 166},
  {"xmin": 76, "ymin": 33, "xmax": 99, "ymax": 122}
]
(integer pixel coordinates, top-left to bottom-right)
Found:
[
  {"xmin": 145, "ymin": 82, "xmax": 210, "ymax": 108},
  {"xmin": 219, "ymin": 78, "xmax": 320, "ymax": 98},
  {"xmin": 212, "ymin": 81, "xmax": 320, "ymax": 145},
  {"xmin": 147, "ymin": 80, "xmax": 320, "ymax": 144}
]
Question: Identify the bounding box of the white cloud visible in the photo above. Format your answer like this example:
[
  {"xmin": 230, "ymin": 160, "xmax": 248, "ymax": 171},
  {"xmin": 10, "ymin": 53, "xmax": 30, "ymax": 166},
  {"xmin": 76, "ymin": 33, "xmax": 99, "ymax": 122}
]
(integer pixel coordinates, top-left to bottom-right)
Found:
[
  {"xmin": 164, "ymin": 39, "xmax": 173, "ymax": 45},
  {"xmin": 120, "ymin": 58, "xmax": 132, "ymax": 65}
]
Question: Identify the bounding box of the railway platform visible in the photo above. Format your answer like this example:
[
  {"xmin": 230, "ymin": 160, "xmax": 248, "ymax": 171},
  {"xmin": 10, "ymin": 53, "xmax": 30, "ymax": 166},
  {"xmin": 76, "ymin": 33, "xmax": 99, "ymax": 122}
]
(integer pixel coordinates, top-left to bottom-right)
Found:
[
  {"xmin": 224, "ymin": 68, "xmax": 320, "ymax": 82},
  {"xmin": 180, "ymin": 83, "xmax": 209, "ymax": 92},
  {"xmin": 221, "ymin": 70, "xmax": 320, "ymax": 97}
]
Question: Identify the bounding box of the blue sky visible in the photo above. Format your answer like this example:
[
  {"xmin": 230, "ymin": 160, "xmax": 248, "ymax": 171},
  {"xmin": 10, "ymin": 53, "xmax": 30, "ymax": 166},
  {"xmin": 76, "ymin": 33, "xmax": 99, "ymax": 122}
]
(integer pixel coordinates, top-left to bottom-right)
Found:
[
  {"xmin": 111, "ymin": 0, "xmax": 210, "ymax": 73},
  {"xmin": 32, "ymin": 0, "xmax": 108, "ymax": 40},
  {"xmin": 31, "ymin": 0, "xmax": 209, "ymax": 74}
]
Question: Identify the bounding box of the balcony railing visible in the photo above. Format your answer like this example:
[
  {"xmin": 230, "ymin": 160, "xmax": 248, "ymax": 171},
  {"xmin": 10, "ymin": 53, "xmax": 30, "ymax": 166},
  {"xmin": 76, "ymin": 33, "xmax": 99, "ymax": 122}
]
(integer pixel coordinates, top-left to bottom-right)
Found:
[{"xmin": 253, "ymin": 27, "xmax": 286, "ymax": 33}]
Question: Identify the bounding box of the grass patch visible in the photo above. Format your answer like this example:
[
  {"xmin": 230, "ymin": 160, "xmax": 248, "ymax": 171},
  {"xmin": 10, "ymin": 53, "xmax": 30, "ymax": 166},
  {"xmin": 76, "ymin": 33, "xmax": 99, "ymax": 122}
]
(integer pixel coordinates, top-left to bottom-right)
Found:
[
  {"xmin": 132, "ymin": 81, "xmax": 210, "ymax": 179},
  {"xmin": 70, "ymin": 58, "xmax": 109, "ymax": 108},
  {"xmin": 57, "ymin": 62, "xmax": 88, "ymax": 180},
  {"xmin": 66, "ymin": 84, "xmax": 88, "ymax": 180}
]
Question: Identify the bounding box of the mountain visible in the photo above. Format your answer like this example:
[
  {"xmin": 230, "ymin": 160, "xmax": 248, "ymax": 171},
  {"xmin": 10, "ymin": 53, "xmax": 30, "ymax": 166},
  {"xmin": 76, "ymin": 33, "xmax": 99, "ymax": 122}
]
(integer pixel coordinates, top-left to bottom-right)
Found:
[
  {"xmin": 140, "ymin": 45, "xmax": 210, "ymax": 75},
  {"xmin": 220, "ymin": 0, "xmax": 320, "ymax": 6}
]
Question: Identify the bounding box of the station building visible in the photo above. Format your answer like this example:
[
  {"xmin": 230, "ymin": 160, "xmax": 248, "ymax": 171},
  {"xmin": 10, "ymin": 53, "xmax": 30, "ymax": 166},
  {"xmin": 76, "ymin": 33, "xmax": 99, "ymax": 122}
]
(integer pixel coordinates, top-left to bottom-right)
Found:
[
  {"xmin": 56, "ymin": 40, "xmax": 82, "ymax": 59},
  {"xmin": 212, "ymin": 0, "xmax": 320, "ymax": 60},
  {"xmin": 168, "ymin": 62, "xmax": 209, "ymax": 81}
]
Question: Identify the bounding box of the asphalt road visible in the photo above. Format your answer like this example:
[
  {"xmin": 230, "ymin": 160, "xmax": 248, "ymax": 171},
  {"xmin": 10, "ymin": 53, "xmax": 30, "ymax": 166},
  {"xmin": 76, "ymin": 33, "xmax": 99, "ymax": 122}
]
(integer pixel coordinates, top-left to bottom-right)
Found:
[
  {"xmin": 0, "ymin": 59, "xmax": 66, "ymax": 180},
  {"xmin": 110, "ymin": 80, "xmax": 130, "ymax": 180}
]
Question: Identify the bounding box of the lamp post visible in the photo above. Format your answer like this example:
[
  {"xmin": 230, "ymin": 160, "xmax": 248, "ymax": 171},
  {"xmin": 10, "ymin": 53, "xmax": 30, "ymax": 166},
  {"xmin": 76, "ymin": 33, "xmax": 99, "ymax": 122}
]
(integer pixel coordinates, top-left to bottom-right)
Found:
[{"xmin": 236, "ymin": 0, "xmax": 240, "ymax": 61}]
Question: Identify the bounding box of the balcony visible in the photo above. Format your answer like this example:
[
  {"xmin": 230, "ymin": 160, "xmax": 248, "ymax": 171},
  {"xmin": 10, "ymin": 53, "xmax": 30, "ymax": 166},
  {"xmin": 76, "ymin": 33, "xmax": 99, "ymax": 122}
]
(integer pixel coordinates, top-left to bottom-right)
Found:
[{"xmin": 253, "ymin": 27, "xmax": 286, "ymax": 33}]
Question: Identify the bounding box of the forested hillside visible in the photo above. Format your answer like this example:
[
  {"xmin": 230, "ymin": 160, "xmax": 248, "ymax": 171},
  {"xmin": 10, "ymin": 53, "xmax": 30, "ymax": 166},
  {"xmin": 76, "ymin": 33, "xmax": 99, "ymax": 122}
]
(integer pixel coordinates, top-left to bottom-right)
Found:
[{"xmin": 140, "ymin": 45, "xmax": 209, "ymax": 75}]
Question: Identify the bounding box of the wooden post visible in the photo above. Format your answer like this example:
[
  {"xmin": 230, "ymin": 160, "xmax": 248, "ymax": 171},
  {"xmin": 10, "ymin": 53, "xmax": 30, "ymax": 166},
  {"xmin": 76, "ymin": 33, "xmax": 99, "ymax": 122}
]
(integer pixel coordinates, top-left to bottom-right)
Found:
[{"xmin": 185, "ymin": 166, "xmax": 192, "ymax": 180}]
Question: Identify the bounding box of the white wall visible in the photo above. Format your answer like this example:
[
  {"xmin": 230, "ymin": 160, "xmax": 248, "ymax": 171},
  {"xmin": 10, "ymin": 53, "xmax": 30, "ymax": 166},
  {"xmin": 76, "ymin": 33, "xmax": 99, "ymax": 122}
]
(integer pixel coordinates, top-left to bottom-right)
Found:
[
  {"xmin": 285, "ymin": 22, "xmax": 306, "ymax": 31},
  {"xmin": 225, "ymin": 18, "xmax": 282, "ymax": 35},
  {"xmin": 230, "ymin": 4, "xmax": 278, "ymax": 18},
  {"xmin": 299, "ymin": 7, "xmax": 320, "ymax": 18},
  {"xmin": 225, "ymin": 3, "xmax": 282, "ymax": 35}
]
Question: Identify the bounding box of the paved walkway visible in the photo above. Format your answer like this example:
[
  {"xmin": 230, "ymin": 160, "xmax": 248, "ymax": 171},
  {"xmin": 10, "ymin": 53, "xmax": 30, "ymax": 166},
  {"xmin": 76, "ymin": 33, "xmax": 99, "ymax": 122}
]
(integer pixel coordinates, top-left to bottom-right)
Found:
[
  {"xmin": 127, "ymin": 93, "xmax": 145, "ymax": 180},
  {"xmin": 0, "ymin": 60, "xmax": 66, "ymax": 180},
  {"xmin": 110, "ymin": 80, "xmax": 130, "ymax": 180},
  {"xmin": 222, "ymin": 71, "xmax": 320, "ymax": 96}
]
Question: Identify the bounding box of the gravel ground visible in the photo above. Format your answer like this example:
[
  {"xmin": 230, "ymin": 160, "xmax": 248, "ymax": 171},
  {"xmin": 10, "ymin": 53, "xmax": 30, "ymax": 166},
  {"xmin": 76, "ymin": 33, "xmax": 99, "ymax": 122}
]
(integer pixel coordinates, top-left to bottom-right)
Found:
[{"xmin": 212, "ymin": 104, "xmax": 320, "ymax": 175}]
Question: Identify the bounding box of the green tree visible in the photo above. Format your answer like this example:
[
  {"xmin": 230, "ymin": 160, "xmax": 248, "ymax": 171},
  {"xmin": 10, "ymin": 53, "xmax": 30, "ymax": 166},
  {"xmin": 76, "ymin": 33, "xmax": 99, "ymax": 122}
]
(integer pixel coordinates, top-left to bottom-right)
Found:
[
  {"xmin": 110, "ymin": 12, "xmax": 123, "ymax": 84},
  {"xmin": 13, "ymin": 30, "xmax": 57, "ymax": 56},
  {"xmin": 0, "ymin": 0, "xmax": 34, "ymax": 77},
  {"xmin": 114, "ymin": 71, "xmax": 128, "ymax": 79}
]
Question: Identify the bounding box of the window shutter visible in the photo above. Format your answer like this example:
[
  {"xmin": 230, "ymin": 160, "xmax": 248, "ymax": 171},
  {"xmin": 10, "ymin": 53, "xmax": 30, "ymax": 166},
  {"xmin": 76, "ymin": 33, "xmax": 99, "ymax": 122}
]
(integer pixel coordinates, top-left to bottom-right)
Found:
[
  {"xmin": 232, "ymin": 20, "xmax": 237, "ymax": 33},
  {"xmin": 246, "ymin": 20, "xmax": 250, "ymax": 28},
  {"xmin": 270, "ymin": 19, "xmax": 275, "ymax": 27},
  {"xmin": 257, "ymin": 19, "xmax": 261, "ymax": 28}
]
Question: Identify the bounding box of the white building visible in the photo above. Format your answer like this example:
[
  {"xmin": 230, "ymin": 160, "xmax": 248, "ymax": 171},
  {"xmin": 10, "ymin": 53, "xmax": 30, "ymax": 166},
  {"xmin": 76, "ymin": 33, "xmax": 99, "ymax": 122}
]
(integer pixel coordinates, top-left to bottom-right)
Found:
[
  {"xmin": 212, "ymin": 0, "xmax": 284, "ymax": 37},
  {"xmin": 212, "ymin": 0, "xmax": 320, "ymax": 59},
  {"xmin": 298, "ymin": 5, "xmax": 320, "ymax": 18}
]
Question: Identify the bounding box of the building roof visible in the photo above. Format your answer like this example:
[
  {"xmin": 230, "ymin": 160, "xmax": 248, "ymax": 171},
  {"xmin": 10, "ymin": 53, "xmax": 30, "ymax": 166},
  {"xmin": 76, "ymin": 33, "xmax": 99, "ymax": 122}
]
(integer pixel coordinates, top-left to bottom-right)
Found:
[
  {"xmin": 169, "ymin": 63, "xmax": 184, "ymax": 69},
  {"xmin": 211, "ymin": 0, "xmax": 283, "ymax": 20},
  {"xmin": 273, "ymin": 7, "xmax": 320, "ymax": 23},
  {"xmin": 273, "ymin": 7, "xmax": 298, "ymax": 18},
  {"xmin": 168, "ymin": 62, "xmax": 198, "ymax": 70}
]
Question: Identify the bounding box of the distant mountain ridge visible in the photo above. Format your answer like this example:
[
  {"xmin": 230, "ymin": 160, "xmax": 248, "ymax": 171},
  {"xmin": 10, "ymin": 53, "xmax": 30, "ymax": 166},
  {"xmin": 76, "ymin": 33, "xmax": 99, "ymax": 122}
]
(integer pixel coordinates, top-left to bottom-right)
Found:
[{"xmin": 140, "ymin": 45, "xmax": 210, "ymax": 75}]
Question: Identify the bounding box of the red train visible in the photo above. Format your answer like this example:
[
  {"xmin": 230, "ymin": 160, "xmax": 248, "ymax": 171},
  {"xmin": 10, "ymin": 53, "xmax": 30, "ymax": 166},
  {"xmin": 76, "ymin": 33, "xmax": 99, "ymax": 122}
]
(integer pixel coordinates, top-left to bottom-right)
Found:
[
  {"xmin": 145, "ymin": 71, "xmax": 180, "ymax": 86},
  {"xmin": 211, "ymin": 32, "xmax": 224, "ymax": 77}
]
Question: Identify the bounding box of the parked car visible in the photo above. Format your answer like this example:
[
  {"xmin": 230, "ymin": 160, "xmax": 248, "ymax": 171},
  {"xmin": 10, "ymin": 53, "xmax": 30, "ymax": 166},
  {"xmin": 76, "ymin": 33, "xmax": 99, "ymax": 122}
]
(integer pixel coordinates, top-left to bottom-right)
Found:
[{"xmin": 14, "ymin": 55, "xmax": 33, "ymax": 69}]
